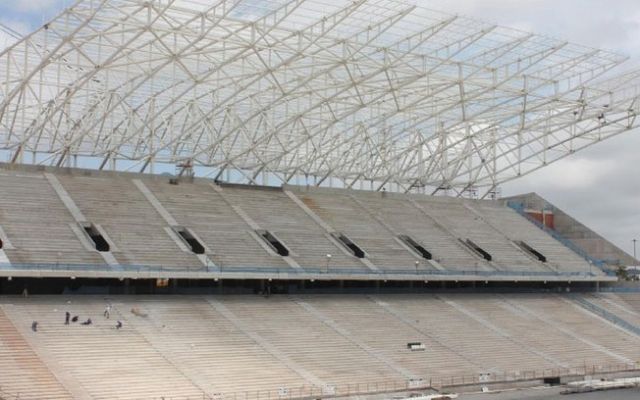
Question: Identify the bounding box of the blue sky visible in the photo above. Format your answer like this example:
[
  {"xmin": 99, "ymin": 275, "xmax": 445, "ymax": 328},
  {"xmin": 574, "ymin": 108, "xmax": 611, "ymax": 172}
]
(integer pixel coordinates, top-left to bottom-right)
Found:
[
  {"xmin": 0, "ymin": 0, "xmax": 62, "ymax": 32},
  {"xmin": 2, "ymin": 0, "xmax": 640, "ymax": 256}
]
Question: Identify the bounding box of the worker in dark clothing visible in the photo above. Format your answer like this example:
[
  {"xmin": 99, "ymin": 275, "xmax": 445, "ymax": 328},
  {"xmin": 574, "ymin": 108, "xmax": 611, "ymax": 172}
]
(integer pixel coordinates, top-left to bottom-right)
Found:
[
  {"xmin": 31, "ymin": 321, "xmax": 38, "ymax": 332},
  {"xmin": 116, "ymin": 320, "xmax": 123, "ymax": 330},
  {"xmin": 81, "ymin": 318, "xmax": 92, "ymax": 326},
  {"xmin": 65, "ymin": 312, "xmax": 70, "ymax": 325}
]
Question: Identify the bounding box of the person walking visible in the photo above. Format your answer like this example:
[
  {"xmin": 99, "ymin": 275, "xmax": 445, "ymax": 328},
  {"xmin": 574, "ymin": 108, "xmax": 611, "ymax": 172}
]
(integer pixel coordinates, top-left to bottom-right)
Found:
[
  {"xmin": 65, "ymin": 311, "xmax": 70, "ymax": 325},
  {"xmin": 104, "ymin": 304, "xmax": 112, "ymax": 319},
  {"xmin": 31, "ymin": 321, "xmax": 38, "ymax": 332}
]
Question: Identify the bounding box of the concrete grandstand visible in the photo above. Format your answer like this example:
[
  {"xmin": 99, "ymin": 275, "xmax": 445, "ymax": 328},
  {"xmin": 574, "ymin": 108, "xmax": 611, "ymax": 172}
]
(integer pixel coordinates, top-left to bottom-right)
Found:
[
  {"xmin": 0, "ymin": 164, "xmax": 610, "ymax": 283},
  {"xmin": 1, "ymin": 293, "xmax": 640, "ymax": 399},
  {"xmin": 1, "ymin": 0, "xmax": 640, "ymax": 399}
]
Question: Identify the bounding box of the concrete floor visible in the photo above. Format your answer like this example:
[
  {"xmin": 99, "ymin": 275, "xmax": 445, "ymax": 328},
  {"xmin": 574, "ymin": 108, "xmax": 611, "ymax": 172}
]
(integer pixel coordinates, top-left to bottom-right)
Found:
[{"xmin": 459, "ymin": 386, "xmax": 640, "ymax": 400}]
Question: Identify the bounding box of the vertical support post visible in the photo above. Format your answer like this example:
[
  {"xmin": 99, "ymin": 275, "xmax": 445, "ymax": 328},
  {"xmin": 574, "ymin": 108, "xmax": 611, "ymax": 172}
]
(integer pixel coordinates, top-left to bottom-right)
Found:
[{"xmin": 171, "ymin": 278, "xmax": 178, "ymax": 294}]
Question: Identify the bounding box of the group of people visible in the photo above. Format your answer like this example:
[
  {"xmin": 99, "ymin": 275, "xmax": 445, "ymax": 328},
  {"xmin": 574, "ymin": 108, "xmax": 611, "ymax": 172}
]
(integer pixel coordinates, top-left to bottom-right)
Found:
[
  {"xmin": 31, "ymin": 303, "xmax": 123, "ymax": 332},
  {"xmin": 64, "ymin": 311, "xmax": 92, "ymax": 326}
]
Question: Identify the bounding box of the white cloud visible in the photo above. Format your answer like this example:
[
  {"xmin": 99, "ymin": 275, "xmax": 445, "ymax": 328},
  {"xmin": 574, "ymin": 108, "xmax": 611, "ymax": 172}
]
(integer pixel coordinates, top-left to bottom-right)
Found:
[
  {"xmin": 0, "ymin": 31, "xmax": 13, "ymax": 51},
  {"xmin": 502, "ymin": 131, "xmax": 640, "ymax": 255},
  {"xmin": 422, "ymin": 0, "xmax": 640, "ymax": 56},
  {"xmin": 1, "ymin": 18, "xmax": 31, "ymax": 35},
  {"xmin": 0, "ymin": 18, "xmax": 30, "ymax": 51},
  {"xmin": 504, "ymin": 157, "xmax": 617, "ymax": 193},
  {"xmin": 417, "ymin": 0, "xmax": 640, "ymax": 257}
]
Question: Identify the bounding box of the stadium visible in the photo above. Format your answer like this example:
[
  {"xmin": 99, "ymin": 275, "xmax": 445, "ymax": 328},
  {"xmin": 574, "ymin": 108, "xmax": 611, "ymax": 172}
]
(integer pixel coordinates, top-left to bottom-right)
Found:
[{"xmin": 1, "ymin": 0, "xmax": 640, "ymax": 399}]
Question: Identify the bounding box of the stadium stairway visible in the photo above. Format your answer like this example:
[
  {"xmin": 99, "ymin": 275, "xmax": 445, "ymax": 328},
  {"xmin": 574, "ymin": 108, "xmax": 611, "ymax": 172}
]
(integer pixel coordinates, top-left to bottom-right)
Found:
[
  {"xmin": 346, "ymin": 194, "xmax": 445, "ymax": 272},
  {"xmin": 55, "ymin": 174, "xmax": 203, "ymax": 270},
  {"xmin": 208, "ymin": 296, "xmax": 405, "ymax": 389},
  {"xmin": 1, "ymin": 294, "xmax": 640, "ymax": 399},
  {"xmin": 208, "ymin": 185, "xmax": 303, "ymax": 271},
  {"xmin": 414, "ymin": 199, "xmax": 541, "ymax": 272},
  {"xmin": 1, "ymin": 299, "xmax": 204, "ymax": 400},
  {"xmin": 0, "ymin": 306, "xmax": 71, "ymax": 399},
  {"xmin": 118, "ymin": 297, "xmax": 308, "ymax": 395},
  {"xmin": 0, "ymin": 166, "xmax": 610, "ymax": 278},
  {"xmin": 435, "ymin": 295, "xmax": 567, "ymax": 367},
  {"xmin": 290, "ymin": 295, "xmax": 418, "ymax": 380},
  {"xmin": 600, "ymin": 293, "xmax": 640, "ymax": 332},
  {"xmin": 0, "ymin": 171, "xmax": 104, "ymax": 266},
  {"xmin": 349, "ymin": 192, "xmax": 487, "ymax": 271},
  {"xmin": 132, "ymin": 179, "xmax": 215, "ymax": 269},
  {"xmin": 472, "ymin": 202, "xmax": 594, "ymax": 273},
  {"xmin": 291, "ymin": 190, "xmax": 427, "ymax": 272},
  {"xmin": 570, "ymin": 293, "xmax": 640, "ymax": 337},
  {"xmin": 218, "ymin": 185, "xmax": 367, "ymax": 273},
  {"xmin": 600, "ymin": 293, "xmax": 640, "ymax": 318},
  {"xmin": 498, "ymin": 294, "xmax": 640, "ymax": 364},
  {"xmin": 143, "ymin": 179, "xmax": 293, "ymax": 272},
  {"xmin": 371, "ymin": 294, "xmax": 555, "ymax": 375}
]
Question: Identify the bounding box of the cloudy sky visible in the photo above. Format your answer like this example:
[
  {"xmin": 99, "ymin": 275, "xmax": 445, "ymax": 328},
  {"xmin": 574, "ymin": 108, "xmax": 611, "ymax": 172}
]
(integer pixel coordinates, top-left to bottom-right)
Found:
[
  {"xmin": 421, "ymin": 0, "xmax": 640, "ymax": 259},
  {"xmin": 1, "ymin": 0, "xmax": 640, "ymax": 257}
]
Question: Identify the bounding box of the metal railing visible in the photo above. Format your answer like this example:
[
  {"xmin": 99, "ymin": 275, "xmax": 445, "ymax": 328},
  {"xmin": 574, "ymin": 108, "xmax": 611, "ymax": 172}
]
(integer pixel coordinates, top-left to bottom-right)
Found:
[
  {"xmin": 0, "ymin": 262, "xmax": 599, "ymax": 279},
  {"xmin": 1, "ymin": 363, "xmax": 638, "ymax": 400},
  {"xmin": 507, "ymin": 201, "xmax": 611, "ymax": 274},
  {"xmin": 167, "ymin": 363, "xmax": 639, "ymax": 400},
  {"xmin": 1, "ymin": 361, "xmax": 637, "ymax": 399},
  {"xmin": 207, "ymin": 363, "xmax": 639, "ymax": 400},
  {"xmin": 600, "ymin": 286, "xmax": 640, "ymax": 293},
  {"xmin": 571, "ymin": 295, "xmax": 640, "ymax": 336}
]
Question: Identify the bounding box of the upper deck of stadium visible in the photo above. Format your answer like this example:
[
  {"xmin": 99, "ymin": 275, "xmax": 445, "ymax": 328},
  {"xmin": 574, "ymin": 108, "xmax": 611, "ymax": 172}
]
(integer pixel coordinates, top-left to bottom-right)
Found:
[{"xmin": 0, "ymin": 163, "xmax": 611, "ymax": 282}]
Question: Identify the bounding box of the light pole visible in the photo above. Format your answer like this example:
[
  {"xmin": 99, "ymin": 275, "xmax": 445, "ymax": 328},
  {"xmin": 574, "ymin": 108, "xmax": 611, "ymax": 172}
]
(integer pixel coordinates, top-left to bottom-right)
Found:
[
  {"xmin": 634, "ymin": 239, "xmax": 638, "ymax": 261},
  {"xmin": 325, "ymin": 254, "xmax": 332, "ymax": 273}
]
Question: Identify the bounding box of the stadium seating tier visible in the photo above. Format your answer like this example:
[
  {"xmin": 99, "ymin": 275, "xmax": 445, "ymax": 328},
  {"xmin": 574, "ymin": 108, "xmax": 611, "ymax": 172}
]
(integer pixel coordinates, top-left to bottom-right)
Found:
[{"xmin": 0, "ymin": 167, "xmax": 596, "ymax": 276}]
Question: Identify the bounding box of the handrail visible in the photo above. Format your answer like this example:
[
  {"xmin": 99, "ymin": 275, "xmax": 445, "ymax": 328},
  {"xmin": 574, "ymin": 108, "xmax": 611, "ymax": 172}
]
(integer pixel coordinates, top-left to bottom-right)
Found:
[
  {"xmin": 1, "ymin": 362, "xmax": 638, "ymax": 400},
  {"xmin": 600, "ymin": 287, "xmax": 640, "ymax": 293},
  {"xmin": 507, "ymin": 201, "xmax": 612, "ymax": 274},
  {"xmin": 571, "ymin": 295, "xmax": 640, "ymax": 337},
  {"xmin": 0, "ymin": 262, "xmax": 599, "ymax": 278}
]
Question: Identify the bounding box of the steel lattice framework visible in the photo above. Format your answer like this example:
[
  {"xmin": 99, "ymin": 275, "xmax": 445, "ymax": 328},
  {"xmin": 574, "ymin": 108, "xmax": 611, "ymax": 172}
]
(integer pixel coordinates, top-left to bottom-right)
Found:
[{"xmin": 1, "ymin": 0, "xmax": 640, "ymax": 197}]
